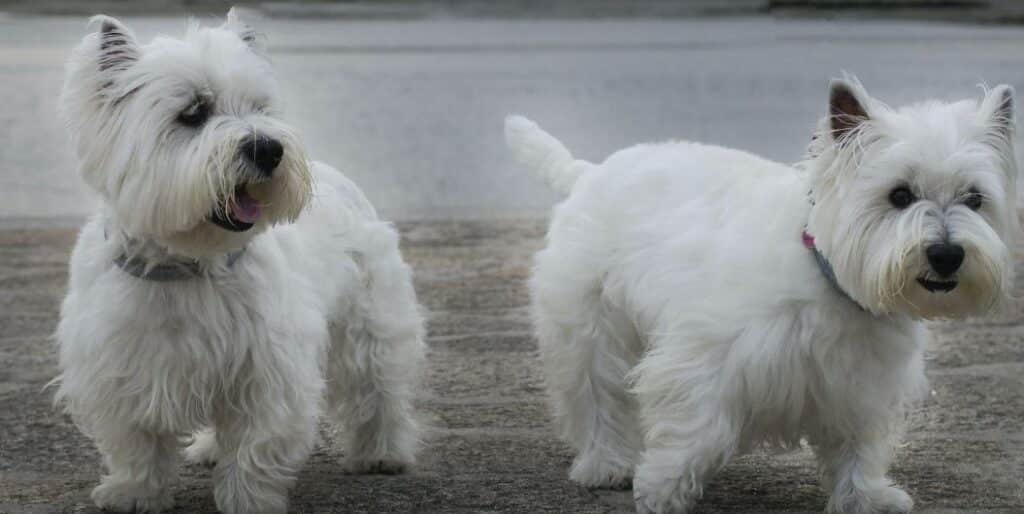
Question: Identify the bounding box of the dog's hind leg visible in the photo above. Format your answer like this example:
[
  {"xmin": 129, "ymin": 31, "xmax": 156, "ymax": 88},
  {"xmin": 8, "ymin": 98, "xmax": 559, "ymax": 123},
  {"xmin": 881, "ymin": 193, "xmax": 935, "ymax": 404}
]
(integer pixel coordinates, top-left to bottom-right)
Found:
[
  {"xmin": 532, "ymin": 262, "xmax": 643, "ymax": 489},
  {"xmin": 325, "ymin": 223, "xmax": 426, "ymax": 474}
]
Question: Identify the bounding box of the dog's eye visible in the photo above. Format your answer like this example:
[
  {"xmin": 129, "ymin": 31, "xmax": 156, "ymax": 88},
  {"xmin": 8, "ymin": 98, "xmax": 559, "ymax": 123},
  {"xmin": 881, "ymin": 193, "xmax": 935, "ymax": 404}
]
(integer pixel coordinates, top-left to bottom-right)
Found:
[
  {"xmin": 963, "ymin": 188, "xmax": 984, "ymax": 210},
  {"xmin": 888, "ymin": 186, "xmax": 916, "ymax": 209},
  {"xmin": 178, "ymin": 101, "xmax": 210, "ymax": 128}
]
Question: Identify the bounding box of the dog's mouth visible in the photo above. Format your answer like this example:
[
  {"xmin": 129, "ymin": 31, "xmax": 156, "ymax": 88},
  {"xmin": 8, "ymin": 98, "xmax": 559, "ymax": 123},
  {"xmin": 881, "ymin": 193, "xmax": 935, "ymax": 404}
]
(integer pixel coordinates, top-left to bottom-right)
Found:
[
  {"xmin": 209, "ymin": 184, "xmax": 262, "ymax": 232},
  {"xmin": 917, "ymin": 277, "xmax": 958, "ymax": 293}
]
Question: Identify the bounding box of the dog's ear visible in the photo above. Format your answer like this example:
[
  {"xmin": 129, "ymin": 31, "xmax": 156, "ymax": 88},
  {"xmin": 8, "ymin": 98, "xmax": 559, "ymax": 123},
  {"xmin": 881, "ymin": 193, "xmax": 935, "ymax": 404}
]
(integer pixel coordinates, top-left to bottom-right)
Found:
[
  {"xmin": 980, "ymin": 84, "xmax": 1015, "ymax": 139},
  {"xmin": 89, "ymin": 15, "xmax": 139, "ymax": 73},
  {"xmin": 828, "ymin": 79, "xmax": 871, "ymax": 141},
  {"xmin": 224, "ymin": 7, "xmax": 266, "ymax": 54}
]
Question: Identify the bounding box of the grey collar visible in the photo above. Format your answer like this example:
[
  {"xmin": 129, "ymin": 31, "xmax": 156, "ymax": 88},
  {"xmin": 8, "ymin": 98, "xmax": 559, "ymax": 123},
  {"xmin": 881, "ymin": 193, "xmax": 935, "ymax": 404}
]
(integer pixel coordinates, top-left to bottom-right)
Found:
[
  {"xmin": 113, "ymin": 248, "xmax": 246, "ymax": 282},
  {"xmin": 106, "ymin": 229, "xmax": 246, "ymax": 282},
  {"xmin": 802, "ymin": 230, "xmax": 865, "ymax": 311}
]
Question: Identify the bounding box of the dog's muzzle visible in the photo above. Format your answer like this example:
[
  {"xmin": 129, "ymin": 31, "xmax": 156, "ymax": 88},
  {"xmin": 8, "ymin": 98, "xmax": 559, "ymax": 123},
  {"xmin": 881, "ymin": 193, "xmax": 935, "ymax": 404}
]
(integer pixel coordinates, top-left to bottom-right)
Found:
[
  {"xmin": 241, "ymin": 135, "xmax": 284, "ymax": 177},
  {"xmin": 917, "ymin": 243, "xmax": 964, "ymax": 293},
  {"xmin": 208, "ymin": 136, "xmax": 285, "ymax": 232},
  {"xmin": 917, "ymin": 277, "xmax": 957, "ymax": 293}
]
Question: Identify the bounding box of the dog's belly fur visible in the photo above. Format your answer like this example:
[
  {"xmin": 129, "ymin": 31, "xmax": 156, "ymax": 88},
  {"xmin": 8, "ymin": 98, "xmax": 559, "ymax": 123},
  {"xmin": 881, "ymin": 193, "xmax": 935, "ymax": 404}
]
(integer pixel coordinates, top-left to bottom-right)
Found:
[
  {"xmin": 55, "ymin": 162, "xmax": 373, "ymax": 436},
  {"xmin": 534, "ymin": 141, "xmax": 928, "ymax": 449}
]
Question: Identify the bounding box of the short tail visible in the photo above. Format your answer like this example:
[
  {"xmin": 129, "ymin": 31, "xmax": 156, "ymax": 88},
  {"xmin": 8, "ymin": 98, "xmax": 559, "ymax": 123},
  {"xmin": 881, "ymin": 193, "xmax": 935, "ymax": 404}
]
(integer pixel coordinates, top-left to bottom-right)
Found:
[{"xmin": 504, "ymin": 115, "xmax": 594, "ymax": 195}]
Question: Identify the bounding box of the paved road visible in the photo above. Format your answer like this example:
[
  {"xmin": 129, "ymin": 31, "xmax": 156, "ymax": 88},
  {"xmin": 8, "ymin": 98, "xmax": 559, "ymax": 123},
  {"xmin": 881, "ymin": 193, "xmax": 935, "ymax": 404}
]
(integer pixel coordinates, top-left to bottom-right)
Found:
[
  {"xmin": 3, "ymin": 15, "xmax": 1024, "ymax": 222},
  {"xmin": 1, "ymin": 221, "xmax": 1023, "ymax": 513}
]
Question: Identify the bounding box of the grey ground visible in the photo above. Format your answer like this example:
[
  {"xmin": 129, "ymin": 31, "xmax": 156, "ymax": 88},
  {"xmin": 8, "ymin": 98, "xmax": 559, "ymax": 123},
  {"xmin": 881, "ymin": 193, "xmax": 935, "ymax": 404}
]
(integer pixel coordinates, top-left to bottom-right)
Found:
[
  {"xmin": 1, "ymin": 220, "xmax": 1023, "ymax": 513},
  {"xmin": 2, "ymin": 12, "xmax": 1024, "ymax": 514}
]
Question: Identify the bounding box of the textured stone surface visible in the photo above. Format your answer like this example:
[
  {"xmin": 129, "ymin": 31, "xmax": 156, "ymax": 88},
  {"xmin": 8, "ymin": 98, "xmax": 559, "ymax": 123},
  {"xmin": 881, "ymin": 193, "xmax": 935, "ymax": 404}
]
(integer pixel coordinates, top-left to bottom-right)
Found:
[{"xmin": 1, "ymin": 220, "xmax": 1023, "ymax": 513}]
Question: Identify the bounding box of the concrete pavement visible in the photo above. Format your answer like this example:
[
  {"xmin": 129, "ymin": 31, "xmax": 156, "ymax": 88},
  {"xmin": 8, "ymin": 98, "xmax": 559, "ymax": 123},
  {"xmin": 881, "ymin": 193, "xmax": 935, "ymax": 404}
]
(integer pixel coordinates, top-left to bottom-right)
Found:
[{"xmin": 1, "ymin": 220, "xmax": 1022, "ymax": 513}]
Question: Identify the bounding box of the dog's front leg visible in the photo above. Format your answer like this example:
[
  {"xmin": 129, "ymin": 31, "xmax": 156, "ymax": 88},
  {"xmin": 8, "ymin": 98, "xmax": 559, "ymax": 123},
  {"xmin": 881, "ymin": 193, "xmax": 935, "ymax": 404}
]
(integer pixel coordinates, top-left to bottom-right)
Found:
[
  {"xmin": 211, "ymin": 386, "xmax": 319, "ymax": 514},
  {"xmin": 814, "ymin": 432, "xmax": 913, "ymax": 514},
  {"xmin": 90, "ymin": 429, "xmax": 179, "ymax": 513},
  {"xmin": 211, "ymin": 413, "xmax": 317, "ymax": 514}
]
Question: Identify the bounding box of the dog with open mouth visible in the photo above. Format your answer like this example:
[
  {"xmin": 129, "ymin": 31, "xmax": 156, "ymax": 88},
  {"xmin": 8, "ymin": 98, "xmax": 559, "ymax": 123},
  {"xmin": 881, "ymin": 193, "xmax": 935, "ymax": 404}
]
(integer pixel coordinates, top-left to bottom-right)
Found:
[
  {"xmin": 54, "ymin": 9, "xmax": 426, "ymax": 513},
  {"xmin": 506, "ymin": 77, "xmax": 1018, "ymax": 514}
]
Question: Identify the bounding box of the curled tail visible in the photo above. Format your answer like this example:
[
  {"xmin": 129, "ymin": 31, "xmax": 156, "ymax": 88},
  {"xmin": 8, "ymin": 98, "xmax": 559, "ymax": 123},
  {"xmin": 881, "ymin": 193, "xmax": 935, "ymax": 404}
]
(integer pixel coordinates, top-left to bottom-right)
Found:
[{"xmin": 504, "ymin": 115, "xmax": 594, "ymax": 195}]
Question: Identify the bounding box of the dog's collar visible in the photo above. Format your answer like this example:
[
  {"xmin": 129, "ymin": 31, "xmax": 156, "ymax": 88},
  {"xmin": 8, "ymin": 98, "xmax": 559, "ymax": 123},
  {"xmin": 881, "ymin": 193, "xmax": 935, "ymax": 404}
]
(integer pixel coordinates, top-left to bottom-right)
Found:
[
  {"xmin": 106, "ymin": 229, "xmax": 246, "ymax": 282},
  {"xmin": 801, "ymin": 230, "xmax": 865, "ymax": 311},
  {"xmin": 113, "ymin": 248, "xmax": 246, "ymax": 282}
]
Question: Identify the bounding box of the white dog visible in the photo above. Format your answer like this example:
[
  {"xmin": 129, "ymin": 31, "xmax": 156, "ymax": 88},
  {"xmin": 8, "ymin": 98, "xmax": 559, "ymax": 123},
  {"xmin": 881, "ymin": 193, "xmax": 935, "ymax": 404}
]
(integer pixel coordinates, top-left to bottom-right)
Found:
[
  {"xmin": 506, "ymin": 79, "xmax": 1017, "ymax": 513},
  {"xmin": 54, "ymin": 9, "xmax": 425, "ymax": 514}
]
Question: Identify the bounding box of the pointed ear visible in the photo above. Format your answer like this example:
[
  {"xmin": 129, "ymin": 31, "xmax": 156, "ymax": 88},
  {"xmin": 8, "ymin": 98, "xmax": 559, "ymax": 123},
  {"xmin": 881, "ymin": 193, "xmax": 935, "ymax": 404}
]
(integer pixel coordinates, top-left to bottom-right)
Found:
[
  {"xmin": 224, "ymin": 7, "xmax": 266, "ymax": 54},
  {"xmin": 981, "ymin": 84, "xmax": 1015, "ymax": 138},
  {"xmin": 828, "ymin": 79, "xmax": 871, "ymax": 141},
  {"xmin": 89, "ymin": 15, "xmax": 139, "ymax": 73}
]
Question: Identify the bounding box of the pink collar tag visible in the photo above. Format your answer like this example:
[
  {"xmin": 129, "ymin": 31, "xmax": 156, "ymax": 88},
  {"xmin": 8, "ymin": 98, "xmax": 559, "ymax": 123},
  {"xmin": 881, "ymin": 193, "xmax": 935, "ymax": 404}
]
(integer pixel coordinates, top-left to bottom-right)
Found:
[{"xmin": 801, "ymin": 230, "xmax": 816, "ymax": 250}]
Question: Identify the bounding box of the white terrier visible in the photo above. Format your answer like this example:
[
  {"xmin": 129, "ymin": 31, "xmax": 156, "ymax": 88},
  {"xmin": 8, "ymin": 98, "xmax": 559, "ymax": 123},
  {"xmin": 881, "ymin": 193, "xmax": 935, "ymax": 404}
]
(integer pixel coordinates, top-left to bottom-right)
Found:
[
  {"xmin": 54, "ymin": 9, "xmax": 425, "ymax": 514},
  {"xmin": 506, "ymin": 78, "xmax": 1017, "ymax": 514}
]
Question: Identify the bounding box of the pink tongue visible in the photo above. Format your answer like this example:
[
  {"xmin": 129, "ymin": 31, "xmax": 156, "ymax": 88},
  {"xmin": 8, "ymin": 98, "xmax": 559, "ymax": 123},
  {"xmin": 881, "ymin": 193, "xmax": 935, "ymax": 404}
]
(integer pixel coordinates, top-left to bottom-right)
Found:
[{"xmin": 229, "ymin": 189, "xmax": 262, "ymax": 223}]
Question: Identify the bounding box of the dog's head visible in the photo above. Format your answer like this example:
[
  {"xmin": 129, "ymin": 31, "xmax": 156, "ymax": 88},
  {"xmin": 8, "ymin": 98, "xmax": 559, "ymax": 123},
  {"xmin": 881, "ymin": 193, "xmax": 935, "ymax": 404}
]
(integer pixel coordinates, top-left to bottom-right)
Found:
[
  {"xmin": 59, "ymin": 8, "xmax": 312, "ymax": 257},
  {"xmin": 805, "ymin": 77, "xmax": 1018, "ymax": 319}
]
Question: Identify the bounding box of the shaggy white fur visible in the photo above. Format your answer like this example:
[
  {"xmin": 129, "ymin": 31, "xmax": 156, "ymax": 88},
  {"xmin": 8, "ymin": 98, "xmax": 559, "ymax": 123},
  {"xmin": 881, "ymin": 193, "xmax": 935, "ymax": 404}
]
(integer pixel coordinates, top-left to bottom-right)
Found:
[
  {"xmin": 506, "ymin": 78, "xmax": 1016, "ymax": 514},
  {"xmin": 54, "ymin": 9, "xmax": 425, "ymax": 514}
]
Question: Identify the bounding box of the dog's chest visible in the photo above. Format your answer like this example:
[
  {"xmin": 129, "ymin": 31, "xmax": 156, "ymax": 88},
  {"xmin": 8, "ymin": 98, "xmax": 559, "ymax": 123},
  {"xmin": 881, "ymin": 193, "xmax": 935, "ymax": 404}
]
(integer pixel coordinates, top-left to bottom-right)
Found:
[
  {"xmin": 733, "ymin": 306, "xmax": 925, "ymax": 443},
  {"xmin": 74, "ymin": 273, "xmax": 326, "ymax": 430}
]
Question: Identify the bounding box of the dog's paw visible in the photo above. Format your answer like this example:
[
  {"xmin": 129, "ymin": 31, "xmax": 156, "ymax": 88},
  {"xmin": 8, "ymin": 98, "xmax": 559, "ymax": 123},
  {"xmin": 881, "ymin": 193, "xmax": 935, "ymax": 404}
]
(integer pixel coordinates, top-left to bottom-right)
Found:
[
  {"xmin": 184, "ymin": 429, "xmax": 220, "ymax": 467},
  {"xmin": 633, "ymin": 489, "xmax": 694, "ymax": 514},
  {"xmin": 569, "ymin": 452, "xmax": 633, "ymax": 490},
  {"xmin": 874, "ymin": 487, "xmax": 913, "ymax": 513},
  {"xmin": 632, "ymin": 466, "xmax": 696, "ymax": 514},
  {"xmin": 828, "ymin": 484, "xmax": 913, "ymax": 514},
  {"xmin": 343, "ymin": 457, "xmax": 411, "ymax": 475},
  {"xmin": 213, "ymin": 464, "xmax": 289, "ymax": 514},
  {"xmin": 92, "ymin": 480, "xmax": 174, "ymax": 513}
]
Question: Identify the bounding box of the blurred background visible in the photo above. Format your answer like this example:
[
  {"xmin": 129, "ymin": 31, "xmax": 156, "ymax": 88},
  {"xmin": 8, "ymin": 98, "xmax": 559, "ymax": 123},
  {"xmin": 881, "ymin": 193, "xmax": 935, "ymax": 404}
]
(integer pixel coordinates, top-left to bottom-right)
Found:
[{"xmin": 2, "ymin": 0, "xmax": 1024, "ymax": 225}]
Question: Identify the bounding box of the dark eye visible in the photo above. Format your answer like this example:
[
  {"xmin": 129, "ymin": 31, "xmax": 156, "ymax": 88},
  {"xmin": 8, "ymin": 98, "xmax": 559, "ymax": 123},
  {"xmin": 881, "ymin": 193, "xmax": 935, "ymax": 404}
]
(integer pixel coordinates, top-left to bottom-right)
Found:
[
  {"xmin": 888, "ymin": 186, "xmax": 916, "ymax": 209},
  {"xmin": 178, "ymin": 100, "xmax": 210, "ymax": 127},
  {"xmin": 963, "ymin": 188, "xmax": 984, "ymax": 210}
]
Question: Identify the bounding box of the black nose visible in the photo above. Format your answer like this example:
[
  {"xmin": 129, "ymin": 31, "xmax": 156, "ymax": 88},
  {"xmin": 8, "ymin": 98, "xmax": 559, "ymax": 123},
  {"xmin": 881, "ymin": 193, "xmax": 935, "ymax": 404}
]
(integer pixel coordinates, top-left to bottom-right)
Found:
[
  {"xmin": 240, "ymin": 136, "xmax": 284, "ymax": 176},
  {"xmin": 926, "ymin": 243, "xmax": 965, "ymax": 278}
]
